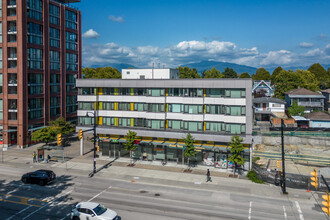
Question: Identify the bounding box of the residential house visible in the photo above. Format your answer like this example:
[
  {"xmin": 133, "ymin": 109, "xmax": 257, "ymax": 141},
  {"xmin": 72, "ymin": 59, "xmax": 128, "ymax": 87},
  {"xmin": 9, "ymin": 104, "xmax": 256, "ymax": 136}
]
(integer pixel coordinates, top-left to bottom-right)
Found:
[
  {"xmin": 252, "ymin": 80, "xmax": 274, "ymax": 97},
  {"xmin": 285, "ymin": 88, "xmax": 325, "ymax": 113},
  {"xmin": 304, "ymin": 112, "xmax": 330, "ymax": 128},
  {"xmin": 253, "ymin": 97, "xmax": 286, "ymax": 122},
  {"xmin": 321, "ymin": 89, "xmax": 330, "ymax": 113}
]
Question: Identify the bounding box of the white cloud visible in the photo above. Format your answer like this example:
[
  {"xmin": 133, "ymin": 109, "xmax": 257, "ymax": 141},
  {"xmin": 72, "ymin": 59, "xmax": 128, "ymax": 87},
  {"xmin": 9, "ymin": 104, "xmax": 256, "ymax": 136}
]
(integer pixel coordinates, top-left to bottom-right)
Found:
[
  {"xmin": 82, "ymin": 40, "xmax": 330, "ymax": 68},
  {"xmin": 299, "ymin": 42, "xmax": 314, "ymax": 48},
  {"xmin": 82, "ymin": 29, "xmax": 100, "ymax": 39},
  {"xmin": 109, "ymin": 15, "xmax": 124, "ymax": 23}
]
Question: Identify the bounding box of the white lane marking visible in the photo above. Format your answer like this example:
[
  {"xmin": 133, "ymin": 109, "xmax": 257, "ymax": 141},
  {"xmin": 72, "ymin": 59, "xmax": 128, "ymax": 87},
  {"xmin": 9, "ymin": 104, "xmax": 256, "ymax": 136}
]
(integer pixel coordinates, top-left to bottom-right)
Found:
[
  {"xmin": 59, "ymin": 213, "xmax": 70, "ymax": 220},
  {"xmin": 21, "ymin": 190, "xmax": 73, "ymax": 220},
  {"xmin": 87, "ymin": 186, "xmax": 112, "ymax": 202},
  {"xmin": 6, "ymin": 206, "xmax": 31, "ymax": 220},
  {"xmin": 248, "ymin": 201, "xmax": 252, "ymax": 220},
  {"xmin": 283, "ymin": 206, "xmax": 288, "ymax": 220},
  {"xmin": 295, "ymin": 201, "xmax": 304, "ymax": 220}
]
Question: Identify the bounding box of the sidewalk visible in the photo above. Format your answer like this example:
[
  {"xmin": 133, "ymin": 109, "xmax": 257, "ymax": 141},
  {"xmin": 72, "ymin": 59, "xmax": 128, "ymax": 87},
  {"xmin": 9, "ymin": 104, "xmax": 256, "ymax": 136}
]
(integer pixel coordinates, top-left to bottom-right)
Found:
[{"xmin": 0, "ymin": 144, "xmax": 315, "ymax": 202}]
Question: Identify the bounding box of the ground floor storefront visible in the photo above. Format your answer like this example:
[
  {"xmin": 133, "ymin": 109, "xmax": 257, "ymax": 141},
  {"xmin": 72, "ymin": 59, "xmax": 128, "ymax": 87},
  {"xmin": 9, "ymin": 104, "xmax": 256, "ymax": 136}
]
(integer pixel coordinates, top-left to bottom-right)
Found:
[{"xmin": 98, "ymin": 135, "xmax": 251, "ymax": 170}]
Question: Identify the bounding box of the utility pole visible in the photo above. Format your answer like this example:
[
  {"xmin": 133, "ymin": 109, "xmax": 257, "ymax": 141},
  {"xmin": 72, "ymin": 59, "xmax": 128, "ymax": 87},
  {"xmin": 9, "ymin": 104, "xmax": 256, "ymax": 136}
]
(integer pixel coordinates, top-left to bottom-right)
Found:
[
  {"xmin": 281, "ymin": 119, "xmax": 287, "ymax": 194},
  {"xmin": 93, "ymin": 110, "xmax": 96, "ymax": 175}
]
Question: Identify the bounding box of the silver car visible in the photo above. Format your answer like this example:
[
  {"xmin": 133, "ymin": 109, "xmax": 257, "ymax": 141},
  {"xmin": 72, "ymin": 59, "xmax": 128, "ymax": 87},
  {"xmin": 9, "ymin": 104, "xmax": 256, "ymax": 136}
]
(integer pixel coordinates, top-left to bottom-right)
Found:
[{"xmin": 71, "ymin": 202, "xmax": 121, "ymax": 220}]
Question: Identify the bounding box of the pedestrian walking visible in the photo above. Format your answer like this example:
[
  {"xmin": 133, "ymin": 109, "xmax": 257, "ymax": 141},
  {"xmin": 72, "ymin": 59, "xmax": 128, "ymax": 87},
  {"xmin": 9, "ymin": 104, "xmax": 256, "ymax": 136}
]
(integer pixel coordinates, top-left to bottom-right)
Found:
[
  {"xmin": 33, "ymin": 151, "xmax": 37, "ymax": 163},
  {"xmin": 206, "ymin": 169, "xmax": 212, "ymax": 182}
]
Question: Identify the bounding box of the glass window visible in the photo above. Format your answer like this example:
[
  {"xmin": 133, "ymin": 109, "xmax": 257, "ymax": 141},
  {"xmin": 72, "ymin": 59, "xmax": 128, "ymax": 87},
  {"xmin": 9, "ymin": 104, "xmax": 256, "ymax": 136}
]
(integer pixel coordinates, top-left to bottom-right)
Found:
[
  {"xmin": 230, "ymin": 106, "xmax": 241, "ymax": 116},
  {"xmin": 0, "ymin": 22, "xmax": 2, "ymax": 43},
  {"xmin": 118, "ymin": 118, "xmax": 131, "ymax": 127},
  {"xmin": 49, "ymin": 27, "xmax": 60, "ymax": 48},
  {"xmin": 27, "ymin": 0, "xmax": 42, "ymax": 20},
  {"xmin": 66, "ymin": 31, "xmax": 77, "ymax": 51},
  {"xmin": 168, "ymin": 104, "xmax": 181, "ymax": 113},
  {"xmin": 148, "ymin": 89, "xmax": 164, "ymax": 96},
  {"xmin": 65, "ymin": 10, "xmax": 77, "ymax": 30},
  {"xmin": 230, "ymin": 124, "xmax": 241, "ymax": 134},
  {"xmin": 28, "ymin": 98, "xmax": 44, "ymax": 120},
  {"xmin": 27, "ymin": 48, "xmax": 43, "ymax": 69},
  {"xmin": 183, "ymin": 105, "xmax": 202, "ymax": 114},
  {"xmin": 206, "ymin": 88, "xmax": 224, "ymax": 97},
  {"xmin": 231, "ymin": 89, "xmax": 241, "ymax": 98},
  {"xmin": 66, "ymin": 53, "xmax": 77, "ymax": 71},
  {"xmin": 103, "ymin": 117, "xmax": 115, "ymax": 126},
  {"xmin": 103, "ymin": 102, "xmax": 114, "ymax": 110},
  {"xmin": 0, "ymin": 74, "xmax": 2, "ymax": 94},
  {"xmin": 205, "ymin": 122, "xmax": 222, "ymax": 132},
  {"xmin": 147, "ymin": 103, "xmax": 164, "ymax": 112},
  {"xmin": 183, "ymin": 121, "xmax": 202, "ymax": 132},
  {"xmin": 133, "ymin": 103, "xmax": 144, "ymax": 111},
  {"xmin": 147, "ymin": 120, "xmax": 164, "ymax": 129},
  {"xmin": 79, "ymin": 88, "xmax": 95, "ymax": 95},
  {"xmin": 134, "ymin": 118, "xmax": 145, "ymax": 127},
  {"xmin": 27, "ymin": 22, "xmax": 43, "ymax": 45},
  {"xmin": 49, "ymin": 4, "xmax": 60, "ymax": 25},
  {"xmin": 168, "ymin": 120, "xmax": 181, "ymax": 130},
  {"xmin": 79, "ymin": 117, "xmax": 94, "ymax": 126},
  {"xmin": 168, "ymin": 88, "xmax": 182, "ymax": 96},
  {"xmin": 78, "ymin": 102, "xmax": 94, "ymax": 110},
  {"xmin": 50, "ymin": 50, "xmax": 60, "ymax": 70}
]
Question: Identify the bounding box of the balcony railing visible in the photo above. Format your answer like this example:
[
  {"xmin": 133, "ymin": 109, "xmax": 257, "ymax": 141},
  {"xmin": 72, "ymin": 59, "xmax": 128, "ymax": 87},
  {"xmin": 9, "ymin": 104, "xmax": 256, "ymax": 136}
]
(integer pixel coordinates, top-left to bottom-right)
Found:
[{"xmin": 297, "ymin": 101, "xmax": 323, "ymax": 107}]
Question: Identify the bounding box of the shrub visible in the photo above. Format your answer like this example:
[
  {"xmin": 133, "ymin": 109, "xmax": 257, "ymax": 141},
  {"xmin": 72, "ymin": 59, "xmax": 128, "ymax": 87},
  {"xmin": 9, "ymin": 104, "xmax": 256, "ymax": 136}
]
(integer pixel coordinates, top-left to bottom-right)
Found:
[
  {"xmin": 252, "ymin": 157, "xmax": 260, "ymax": 164},
  {"xmin": 247, "ymin": 170, "xmax": 264, "ymax": 184}
]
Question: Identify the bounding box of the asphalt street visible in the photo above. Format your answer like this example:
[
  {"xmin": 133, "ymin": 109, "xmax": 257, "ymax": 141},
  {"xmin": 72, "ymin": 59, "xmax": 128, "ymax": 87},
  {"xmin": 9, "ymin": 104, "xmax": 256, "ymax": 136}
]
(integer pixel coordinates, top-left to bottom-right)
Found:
[{"xmin": 0, "ymin": 165, "xmax": 327, "ymax": 220}]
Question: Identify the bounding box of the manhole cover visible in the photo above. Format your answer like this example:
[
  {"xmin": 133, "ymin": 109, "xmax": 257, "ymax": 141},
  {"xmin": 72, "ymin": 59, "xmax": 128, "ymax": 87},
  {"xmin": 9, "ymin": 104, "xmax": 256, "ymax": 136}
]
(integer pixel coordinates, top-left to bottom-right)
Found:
[
  {"xmin": 154, "ymin": 193, "xmax": 160, "ymax": 196},
  {"xmin": 140, "ymin": 190, "xmax": 147, "ymax": 193}
]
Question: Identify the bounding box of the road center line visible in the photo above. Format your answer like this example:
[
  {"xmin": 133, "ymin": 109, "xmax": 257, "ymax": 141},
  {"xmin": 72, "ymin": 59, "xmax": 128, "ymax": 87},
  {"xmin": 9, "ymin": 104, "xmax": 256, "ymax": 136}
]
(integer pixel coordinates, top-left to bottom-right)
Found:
[
  {"xmin": 6, "ymin": 206, "xmax": 31, "ymax": 220},
  {"xmin": 295, "ymin": 201, "xmax": 304, "ymax": 220},
  {"xmin": 283, "ymin": 205, "xmax": 287, "ymax": 220},
  {"xmin": 87, "ymin": 186, "xmax": 112, "ymax": 202},
  {"xmin": 248, "ymin": 201, "xmax": 252, "ymax": 220},
  {"xmin": 21, "ymin": 190, "xmax": 73, "ymax": 220}
]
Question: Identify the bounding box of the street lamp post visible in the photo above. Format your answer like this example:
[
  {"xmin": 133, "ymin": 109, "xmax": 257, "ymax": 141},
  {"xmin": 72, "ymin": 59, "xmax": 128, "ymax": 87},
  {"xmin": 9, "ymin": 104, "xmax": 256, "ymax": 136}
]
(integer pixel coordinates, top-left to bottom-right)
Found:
[{"xmin": 86, "ymin": 111, "xmax": 97, "ymax": 176}]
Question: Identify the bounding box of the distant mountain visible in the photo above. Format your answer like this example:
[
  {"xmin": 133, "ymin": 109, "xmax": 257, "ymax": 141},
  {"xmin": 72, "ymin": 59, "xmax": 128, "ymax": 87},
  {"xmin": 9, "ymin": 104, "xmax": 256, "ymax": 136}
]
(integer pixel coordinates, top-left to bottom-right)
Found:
[
  {"xmin": 88, "ymin": 63, "xmax": 137, "ymax": 71},
  {"xmin": 266, "ymin": 64, "xmax": 330, "ymax": 73},
  {"xmin": 179, "ymin": 60, "xmax": 257, "ymax": 75}
]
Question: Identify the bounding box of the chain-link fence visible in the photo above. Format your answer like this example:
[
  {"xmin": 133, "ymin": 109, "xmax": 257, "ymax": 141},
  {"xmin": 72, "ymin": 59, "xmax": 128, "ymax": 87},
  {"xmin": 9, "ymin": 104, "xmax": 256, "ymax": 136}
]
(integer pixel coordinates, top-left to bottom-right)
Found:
[{"xmin": 253, "ymin": 164, "xmax": 330, "ymax": 192}]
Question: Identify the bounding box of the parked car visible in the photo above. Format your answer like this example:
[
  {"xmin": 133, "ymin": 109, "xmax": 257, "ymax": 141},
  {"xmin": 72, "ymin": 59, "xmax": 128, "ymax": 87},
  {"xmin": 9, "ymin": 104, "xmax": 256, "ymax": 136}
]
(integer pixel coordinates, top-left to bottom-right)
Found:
[
  {"xmin": 21, "ymin": 170, "xmax": 56, "ymax": 186},
  {"xmin": 71, "ymin": 202, "xmax": 121, "ymax": 220}
]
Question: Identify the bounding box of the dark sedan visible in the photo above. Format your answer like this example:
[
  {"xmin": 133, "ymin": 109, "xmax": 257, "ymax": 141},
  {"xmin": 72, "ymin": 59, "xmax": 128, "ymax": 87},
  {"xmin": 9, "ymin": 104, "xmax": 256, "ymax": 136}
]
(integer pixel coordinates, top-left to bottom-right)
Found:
[{"xmin": 21, "ymin": 170, "xmax": 56, "ymax": 186}]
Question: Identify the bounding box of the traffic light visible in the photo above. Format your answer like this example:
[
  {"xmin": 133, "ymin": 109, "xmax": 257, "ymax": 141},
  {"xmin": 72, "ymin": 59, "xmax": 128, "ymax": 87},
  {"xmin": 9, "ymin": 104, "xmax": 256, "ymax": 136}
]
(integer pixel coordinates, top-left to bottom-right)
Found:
[
  {"xmin": 57, "ymin": 133, "xmax": 62, "ymax": 146},
  {"xmin": 322, "ymin": 191, "xmax": 330, "ymax": 216},
  {"xmin": 96, "ymin": 145, "xmax": 100, "ymax": 152},
  {"xmin": 79, "ymin": 129, "xmax": 83, "ymax": 140},
  {"xmin": 310, "ymin": 169, "xmax": 318, "ymax": 190},
  {"xmin": 277, "ymin": 160, "xmax": 282, "ymax": 168}
]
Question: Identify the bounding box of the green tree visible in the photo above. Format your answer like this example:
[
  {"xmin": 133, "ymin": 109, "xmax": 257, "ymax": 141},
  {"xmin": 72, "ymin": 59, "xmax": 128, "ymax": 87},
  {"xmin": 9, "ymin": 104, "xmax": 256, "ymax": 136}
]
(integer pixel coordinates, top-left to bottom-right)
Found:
[
  {"xmin": 124, "ymin": 130, "xmax": 137, "ymax": 165},
  {"xmin": 202, "ymin": 67, "xmax": 222, "ymax": 78},
  {"xmin": 308, "ymin": 63, "xmax": 327, "ymax": 82},
  {"xmin": 222, "ymin": 67, "xmax": 238, "ymax": 78},
  {"xmin": 288, "ymin": 101, "xmax": 305, "ymax": 116},
  {"xmin": 239, "ymin": 72, "xmax": 251, "ymax": 78},
  {"xmin": 31, "ymin": 117, "xmax": 75, "ymax": 146},
  {"xmin": 184, "ymin": 133, "xmax": 196, "ymax": 169},
  {"xmin": 83, "ymin": 67, "xmax": 121, "ymax": 79},
  {"xmin": 49, "ymin": 117, "xmax": 75, "ymax": 135},
  {"xmin": 31, "ymin": 127, "xmax": 57, "ymax": 146},
  {"xmin": 252, "ymin": 68, "xmax": 271, "ymax": 80},
  {"xmin": 273, "ymin": 70, "xmax": 318, "ymax": 100},
  {"xmin": 178, "ymin": 66, "xmax": 200, "ymax": 78},
  {"xmin": 271, "ymin": 66, "xmax": 284, "ymax": 81},
  {"xmin": 228, "ymin": 135, "xmax": 245, "ymax": 175}
]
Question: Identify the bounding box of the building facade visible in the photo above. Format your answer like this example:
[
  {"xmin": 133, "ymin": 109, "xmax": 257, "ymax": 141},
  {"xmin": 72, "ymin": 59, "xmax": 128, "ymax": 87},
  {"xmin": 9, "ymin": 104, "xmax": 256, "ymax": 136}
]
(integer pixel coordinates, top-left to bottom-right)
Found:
[
  {"xmin": 76, "ymin": 78, "xmax": 253, "ymax": 169},
  {"xmin": 285, "ymin": 88, "xmax": 325, "ymax": 113},
  {"xmin": 252, "ymin": 80, "xmax": 274, "ymax": 97},
  {"xmin": 0, "ymin": 0, "xmax": 82, "ymax": 148},
  {"xmin": 253, "ymin": 97, "xmax": 286, "ymax": 122},
  {"xmin": 321, "ymin": 89, "xmax": 330, "ymax": 113},
  {"xmin": 121, "ymin": 68, "xmax": 179, "ymax": 79}
]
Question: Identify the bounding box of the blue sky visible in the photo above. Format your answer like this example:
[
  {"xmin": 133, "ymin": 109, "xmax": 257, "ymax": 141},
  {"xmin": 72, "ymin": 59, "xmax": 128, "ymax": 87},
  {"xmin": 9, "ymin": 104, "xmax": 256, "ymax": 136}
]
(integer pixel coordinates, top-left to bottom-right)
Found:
[{"xmin": 75, "ymin": 0, "xmax": 330, "ymax": 68}]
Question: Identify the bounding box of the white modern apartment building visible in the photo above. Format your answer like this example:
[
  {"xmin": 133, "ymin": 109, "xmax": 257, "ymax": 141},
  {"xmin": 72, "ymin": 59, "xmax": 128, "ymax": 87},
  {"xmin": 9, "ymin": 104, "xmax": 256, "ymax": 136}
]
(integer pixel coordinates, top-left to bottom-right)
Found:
[
  {"xmin": 76, "ymin": 77, "xmax": 253, "ymax": 169},
  {"xmin": 122, "ymin": 68, "xmax": 179, "ymax": 79}
]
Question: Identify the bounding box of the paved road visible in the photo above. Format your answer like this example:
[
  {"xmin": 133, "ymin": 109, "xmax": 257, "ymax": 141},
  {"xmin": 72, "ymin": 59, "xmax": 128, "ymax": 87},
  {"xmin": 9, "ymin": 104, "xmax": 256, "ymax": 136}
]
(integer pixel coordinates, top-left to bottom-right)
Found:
[{"xmin": 0, "ymin": 165, "xmax": 327, "ymax": 220}]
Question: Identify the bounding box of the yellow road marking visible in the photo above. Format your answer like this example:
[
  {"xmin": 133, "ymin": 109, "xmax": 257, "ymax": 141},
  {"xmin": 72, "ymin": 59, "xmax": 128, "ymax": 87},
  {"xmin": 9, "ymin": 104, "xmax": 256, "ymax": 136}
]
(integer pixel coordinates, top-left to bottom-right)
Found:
[
  {"xmin": 0, "ymin": 193, "xmax": 49, "ymax": 207},
  {"xmin": 0, "ymin": 198, "xmax": 41, "ymax": 207}
]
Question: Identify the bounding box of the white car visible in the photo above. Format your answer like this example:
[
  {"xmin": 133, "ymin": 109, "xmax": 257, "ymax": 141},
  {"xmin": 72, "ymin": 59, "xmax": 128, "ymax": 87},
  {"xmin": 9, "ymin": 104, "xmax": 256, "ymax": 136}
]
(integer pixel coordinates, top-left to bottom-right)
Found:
[{"xmin": 71, "ymin": 202, "xmax": 121, "ymax": 220}]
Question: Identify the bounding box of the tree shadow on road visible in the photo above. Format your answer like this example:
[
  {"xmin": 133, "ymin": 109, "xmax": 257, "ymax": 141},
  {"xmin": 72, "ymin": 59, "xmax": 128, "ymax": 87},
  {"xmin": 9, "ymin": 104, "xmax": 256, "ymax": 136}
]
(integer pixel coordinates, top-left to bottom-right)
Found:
[{"xmin": 0, "ymin": 174, "xmax": 77, "ymax": 219}]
